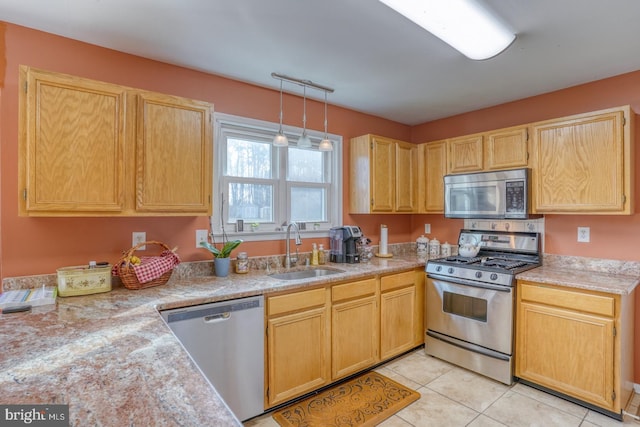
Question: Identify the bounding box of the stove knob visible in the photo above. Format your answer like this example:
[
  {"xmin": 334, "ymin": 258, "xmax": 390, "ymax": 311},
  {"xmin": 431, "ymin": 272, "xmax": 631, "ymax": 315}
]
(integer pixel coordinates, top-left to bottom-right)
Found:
[
  {"xmin": 490, "ymin": 273, "xmax": 499, "ymax": 281},
  {"xmin": 448, "ymin": 267, "xmax": 454, "ymax": 274},
  {"xmin": 475, "ymin": 271, "xmax": 482, "ymax": 279},
  {"xmin": 435, "ymin": 266, "xmax": 442, "ymax": 272}
]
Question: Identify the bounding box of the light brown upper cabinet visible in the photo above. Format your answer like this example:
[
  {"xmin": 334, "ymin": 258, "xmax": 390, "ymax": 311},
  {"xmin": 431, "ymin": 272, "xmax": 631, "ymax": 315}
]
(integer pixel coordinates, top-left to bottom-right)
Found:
[
  {"xmin": 484, "ymin": 125, "xmax": 529, "ymax": 171},
  {"xmin": 19, "ymin": 66, "xmax": 127, "ymax": 215},
  {"xmin": 350, "ymin": 134, "xmax": 417, "ymax": 213},
  {"xmin": 448, "ymin": 133, "xmax": 484, "ymax": 173},
  {"xmin": 135, "ymin": 91, "xmax": 212, "ymax": 214},
  {"xmin": 447, "ymin": 125, "xmax": 529, "ymax": 174},
  {"xmin": 418, "ymin": 140, "xmax": 447, "ymax": 213},
  {"xmin": 19, "ymin": 66, "xmax": 212, "ymax": 216},
  {"xmin": 530, "ymin": 106, "xmax": 633, "ymax": 214}
]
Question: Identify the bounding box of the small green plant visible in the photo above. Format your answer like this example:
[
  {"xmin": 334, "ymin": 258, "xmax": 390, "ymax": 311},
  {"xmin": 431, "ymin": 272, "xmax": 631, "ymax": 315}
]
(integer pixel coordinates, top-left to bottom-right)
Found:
[{"xmin": 200, "ymin": 239, "xmax": 242, "ymax": 258}]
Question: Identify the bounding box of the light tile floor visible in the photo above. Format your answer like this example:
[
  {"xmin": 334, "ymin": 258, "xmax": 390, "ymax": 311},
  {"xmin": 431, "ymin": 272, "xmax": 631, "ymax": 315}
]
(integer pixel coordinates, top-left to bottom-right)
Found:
[{"xmin": 245, "ymin": 348, "xmax": 640, "ymax": 427}]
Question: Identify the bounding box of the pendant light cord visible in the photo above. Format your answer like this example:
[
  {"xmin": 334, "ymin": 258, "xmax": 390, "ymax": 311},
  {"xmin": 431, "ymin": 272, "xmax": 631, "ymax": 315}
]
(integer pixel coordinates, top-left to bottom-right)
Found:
[{"xmin": 302, "ymin": 85, "xmax": 307, "ymax": 132}]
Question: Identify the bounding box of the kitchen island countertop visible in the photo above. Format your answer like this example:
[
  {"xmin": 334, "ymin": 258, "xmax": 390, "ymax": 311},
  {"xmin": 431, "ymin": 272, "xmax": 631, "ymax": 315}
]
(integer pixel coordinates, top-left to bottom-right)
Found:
[{"xmin": 0, "ymin": 256, "xmax": 424, "ymax": 427}]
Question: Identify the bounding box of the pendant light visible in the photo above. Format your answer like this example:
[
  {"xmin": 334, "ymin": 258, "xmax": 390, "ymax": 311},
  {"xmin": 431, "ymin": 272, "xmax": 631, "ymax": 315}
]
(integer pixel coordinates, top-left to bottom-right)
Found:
[
  {"xmin": 318, "ymin": 91, "xmax": 333, "ymax": 151},
  {"xmin": 297, "ymin": 85, "xmax": 312, "ymax": 148},
  {"xmin": 273, "ymin": 79, "xmax": 288, "ymax": 147}
]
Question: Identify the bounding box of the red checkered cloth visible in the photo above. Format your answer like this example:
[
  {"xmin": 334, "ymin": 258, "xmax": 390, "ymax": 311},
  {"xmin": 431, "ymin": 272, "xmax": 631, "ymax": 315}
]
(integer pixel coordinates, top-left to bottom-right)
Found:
[{"xmin": 113, "ymin": 250, "xmax": 181, "ymax": 284}]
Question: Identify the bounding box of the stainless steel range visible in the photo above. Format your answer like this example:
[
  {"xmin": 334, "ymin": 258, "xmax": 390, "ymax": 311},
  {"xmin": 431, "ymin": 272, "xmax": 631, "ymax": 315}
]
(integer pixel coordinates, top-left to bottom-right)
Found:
[{"xmin": 425, "ymin": 229, "xmax": 541, "ymax": 385}]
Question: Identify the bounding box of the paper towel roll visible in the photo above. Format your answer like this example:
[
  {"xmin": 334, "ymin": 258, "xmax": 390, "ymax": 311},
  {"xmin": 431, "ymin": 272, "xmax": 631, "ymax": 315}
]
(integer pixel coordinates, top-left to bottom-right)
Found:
[{"xmin": 379, "ymin": 224, "xmax": 388, "ymax": 255}]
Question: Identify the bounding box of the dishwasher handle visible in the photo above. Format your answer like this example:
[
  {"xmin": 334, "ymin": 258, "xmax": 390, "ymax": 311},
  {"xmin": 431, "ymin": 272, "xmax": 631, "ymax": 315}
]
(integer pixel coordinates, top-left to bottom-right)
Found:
[
  {"xmin": 204, "ymin": 312, "xmax": 231, "ymax": 323},
  {"xmin": 163, "ymin": 295, "xmax": 263, "ymax": 324}
]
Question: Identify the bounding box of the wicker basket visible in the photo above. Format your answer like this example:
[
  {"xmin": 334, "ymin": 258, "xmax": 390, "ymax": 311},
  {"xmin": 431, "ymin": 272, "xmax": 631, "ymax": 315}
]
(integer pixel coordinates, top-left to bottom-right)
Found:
[{"xmin": 116, "ymin": 241, "xmax": 176, "ymax": 290}]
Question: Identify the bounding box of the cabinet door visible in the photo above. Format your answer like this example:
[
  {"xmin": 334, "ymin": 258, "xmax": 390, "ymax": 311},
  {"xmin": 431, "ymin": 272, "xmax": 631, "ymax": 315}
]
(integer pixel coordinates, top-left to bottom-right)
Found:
[
  {"xmin": 395, "ymin": 141, "xmax": 417, "ymax": 212},
  {"xmin": 516, "ymin": 301, "xmax": 615, "ymax": 411},
  {"xmin": 332, "ymin": 294, "xmax": 379, "ymax": 379},
  {"xmin": 267, "ymin": 305, "xmax": 331, "ymax": 407},
  {"xmin": 371, "ymin": 136, "xmax": 395, "ymax": 212},
  {"xmin": 531, "ymin": 108, "xmax": 629, "ymax": 213},
  {"xmin": 19, "ymin": 66, "xmax": 126, "ymax": 215},
  {"xmin": 485, "ymin": 126, "xmax": 529, "ymax": 170},
  {"xmin": 380, "ymin": 271, "xmax": 420, "ymax": 360},
  {"xmin": 448, "ymin": 134, "xmax": 483, "ymax": 173},
  {"xmin": 136, "ymin": 92, "xmax": 212, "ymax": 214},
  {"xmin": 423, "ymin": 140, "xmax": 447, "ymax": 213}
]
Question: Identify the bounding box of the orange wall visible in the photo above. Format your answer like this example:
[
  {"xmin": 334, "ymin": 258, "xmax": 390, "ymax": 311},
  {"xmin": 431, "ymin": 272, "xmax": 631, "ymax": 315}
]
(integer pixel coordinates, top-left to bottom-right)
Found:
[{"xmin": 0, "ymin": 22, "xmax": 417, "ymax": 278}]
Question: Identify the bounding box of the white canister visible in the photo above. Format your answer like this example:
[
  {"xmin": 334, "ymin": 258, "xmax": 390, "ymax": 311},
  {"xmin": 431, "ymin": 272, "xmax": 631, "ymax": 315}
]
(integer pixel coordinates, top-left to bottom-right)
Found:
[
  {"xmin": 416, "ymin": 235, "xmax": 429, "ymax": 255},
  {"xmin": 429, "ymin": 238, "xmax": 440, "ymax": 257},
  {"xmin": 441, "ymin": 242, "xmax": 451, "ymax": 257}
]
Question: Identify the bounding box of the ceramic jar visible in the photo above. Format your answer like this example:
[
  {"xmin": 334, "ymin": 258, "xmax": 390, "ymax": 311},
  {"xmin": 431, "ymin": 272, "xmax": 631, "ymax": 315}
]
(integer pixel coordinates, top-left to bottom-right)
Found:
[
  {"xmin": 429, "ymin": 238, "xmax": 440, "ymax": 258},
  {"xmin": 416, "ymin": 235, "xmax": 429, "ymax": 256}
]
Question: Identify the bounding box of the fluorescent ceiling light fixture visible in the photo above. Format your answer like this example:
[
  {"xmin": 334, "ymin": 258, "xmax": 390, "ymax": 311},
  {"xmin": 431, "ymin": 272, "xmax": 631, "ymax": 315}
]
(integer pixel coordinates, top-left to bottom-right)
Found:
[{"xmin": 379, "ymin": 0, "xmax": 515, "ymax": 60}]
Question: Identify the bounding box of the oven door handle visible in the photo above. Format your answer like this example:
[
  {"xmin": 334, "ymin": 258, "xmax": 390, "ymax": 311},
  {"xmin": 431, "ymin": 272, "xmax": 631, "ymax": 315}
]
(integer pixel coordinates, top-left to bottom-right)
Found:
[
  {"xmin": 426, "ymin": 330, "xmax": 510, "ymax": 361},
  {"xmin": 426, "ymin": 273, "xmax": 512, "ymax": 292}
]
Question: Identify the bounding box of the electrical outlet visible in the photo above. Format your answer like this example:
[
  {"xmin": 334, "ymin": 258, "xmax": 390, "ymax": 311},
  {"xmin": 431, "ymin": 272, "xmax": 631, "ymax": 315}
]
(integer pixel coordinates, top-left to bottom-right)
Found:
[
  {"xmin": 424, "ymin": 224, "xmax": 431, "ymax": 234},
  {"xmin": 577, "ymin": 227, "xmax": 590, "ymax": 243},
  {"xmin": 196, "ymin": 229, "xmax": 209, "ymax": 248},
  {"xmin": 132, "ymin": 232, "xmax": 146, "ymax": 250}
]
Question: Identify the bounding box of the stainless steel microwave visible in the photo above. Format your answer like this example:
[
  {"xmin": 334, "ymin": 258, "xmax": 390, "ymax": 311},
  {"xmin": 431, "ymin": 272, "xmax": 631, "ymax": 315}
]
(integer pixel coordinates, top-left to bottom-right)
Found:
[{"xmin": 444, "ymin": 168, "xmax": 531, "ymax": 219}]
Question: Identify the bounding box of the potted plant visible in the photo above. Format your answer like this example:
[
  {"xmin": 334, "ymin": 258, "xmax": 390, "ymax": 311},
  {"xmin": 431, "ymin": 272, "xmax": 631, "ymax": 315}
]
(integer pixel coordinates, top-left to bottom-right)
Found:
[{"xmin": 200, "ymin": 239, "xmax": 243, "ymax": 277}]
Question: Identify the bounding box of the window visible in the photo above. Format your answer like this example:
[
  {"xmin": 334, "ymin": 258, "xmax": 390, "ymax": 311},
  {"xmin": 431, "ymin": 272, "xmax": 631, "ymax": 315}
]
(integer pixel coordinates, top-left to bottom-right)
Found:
[{"xmin": 213, "ymin": 112, "xmax": 342, "ymax": 239}]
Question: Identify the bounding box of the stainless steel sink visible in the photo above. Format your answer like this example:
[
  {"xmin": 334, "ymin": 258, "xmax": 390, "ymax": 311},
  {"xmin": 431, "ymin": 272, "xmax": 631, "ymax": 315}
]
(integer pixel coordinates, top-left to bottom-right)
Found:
[{"xmin": 268, "ymin": 267, "xmax": 345, "ymax": 281}]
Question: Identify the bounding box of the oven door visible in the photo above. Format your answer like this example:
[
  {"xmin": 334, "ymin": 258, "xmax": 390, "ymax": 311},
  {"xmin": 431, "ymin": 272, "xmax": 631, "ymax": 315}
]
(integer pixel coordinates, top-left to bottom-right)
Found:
[{"xmin": 426, "ymin": 274, "xmax": 514, "ymax": 355}]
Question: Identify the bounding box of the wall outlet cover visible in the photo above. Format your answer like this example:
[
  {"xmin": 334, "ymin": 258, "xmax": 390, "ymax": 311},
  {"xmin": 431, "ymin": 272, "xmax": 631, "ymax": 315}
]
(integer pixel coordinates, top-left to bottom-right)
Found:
[
  {"xmin": 132, "ymin": 232, "xmax": 146, "ymax": 250},
  {"xmin": 195, "ymin": 229, "xmax": 209, "ymax": 248},
  {"xmin": 577, "ymin": 227, "xmax": 590, "ymax": 243}
]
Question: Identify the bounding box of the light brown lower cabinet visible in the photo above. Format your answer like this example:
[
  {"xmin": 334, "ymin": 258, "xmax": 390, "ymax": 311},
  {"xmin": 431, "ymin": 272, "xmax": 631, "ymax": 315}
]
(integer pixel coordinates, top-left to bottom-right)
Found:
[
  {"xmin": 266, "ymin": 287, "xmax": 331, "ymax": 407},
  {"xmin": 380, "ymin": 270, "xmax": 425, "ymax": 360},
  {"xmin": 331, "ymin": 278, "xmax": 379, "ymax": 379},
  {"xmin": 265, "ymin": 269, "xmax": 424, "ymax": 409},
  {"xmin": 515, "ymin": 280, "xmax": 634, "ymax": 416}
]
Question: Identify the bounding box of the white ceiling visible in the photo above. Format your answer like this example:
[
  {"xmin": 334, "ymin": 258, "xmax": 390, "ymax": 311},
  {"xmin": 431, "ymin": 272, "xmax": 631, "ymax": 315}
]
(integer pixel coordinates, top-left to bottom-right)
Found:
[{"xmin": 2, "ymin": 0, "xmax": 640, "ymax": 125}]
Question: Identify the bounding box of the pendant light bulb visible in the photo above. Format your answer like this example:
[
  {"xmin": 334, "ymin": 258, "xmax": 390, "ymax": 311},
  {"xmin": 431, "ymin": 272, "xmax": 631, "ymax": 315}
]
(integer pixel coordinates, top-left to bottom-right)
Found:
[
  {"xmin": 318, "ymin": 91, "xmax": 333, "ymax": 151},
  {"xmin": 273, "ymin": 80, "xmax": 288, "ymax": 147},
  {"xmin": 297, "ymin": 86, "xmax": 312, "ymax": 148}
]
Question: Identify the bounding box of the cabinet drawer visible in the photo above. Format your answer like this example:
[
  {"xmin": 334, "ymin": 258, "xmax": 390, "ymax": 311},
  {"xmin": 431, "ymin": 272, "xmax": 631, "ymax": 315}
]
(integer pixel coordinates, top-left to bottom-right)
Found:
[
  {"xmin": 332, "ymin": 278, "xmax": 377, "ymax": 303},
  {"xmin": 381, "ymin": 270, "xmax": 415, "ymax": 292},
  {"xmin": 519, "ymin": 282, "xmax": 615, "ymax": 317},
  {"xmin": 268, "ymin": 287, "xmax": 326, "ymax": 316}
]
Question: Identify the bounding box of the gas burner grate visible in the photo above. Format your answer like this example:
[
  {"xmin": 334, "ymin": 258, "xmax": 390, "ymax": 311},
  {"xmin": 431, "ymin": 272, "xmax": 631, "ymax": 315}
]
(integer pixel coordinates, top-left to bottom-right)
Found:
[
  {"xmin": 443, "ymin": 256, "xmax": 482, "ymax": 264},
  {"xmin": 480, "ymin": 258, "xmax": 532, "ymax": 270}
]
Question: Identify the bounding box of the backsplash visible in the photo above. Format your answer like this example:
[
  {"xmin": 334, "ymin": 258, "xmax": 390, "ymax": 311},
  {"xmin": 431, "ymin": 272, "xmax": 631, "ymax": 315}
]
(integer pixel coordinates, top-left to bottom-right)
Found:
[{"xmin": 1, "ymin": 243, "xmax": 418, "ymax": 292}]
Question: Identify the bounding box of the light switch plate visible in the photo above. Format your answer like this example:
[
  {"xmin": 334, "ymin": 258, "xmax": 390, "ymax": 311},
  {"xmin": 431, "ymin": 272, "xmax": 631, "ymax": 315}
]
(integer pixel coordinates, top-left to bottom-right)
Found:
[{"xmin": 424, "ymin": 224, "xmax": 431, "ymax": 234}]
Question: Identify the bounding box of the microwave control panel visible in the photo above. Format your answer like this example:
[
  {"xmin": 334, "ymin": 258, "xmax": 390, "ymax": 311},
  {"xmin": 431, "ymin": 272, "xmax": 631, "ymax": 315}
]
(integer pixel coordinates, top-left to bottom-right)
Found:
[{"xmin": 505, "ymin": 180, "xmax": 526, "ymax": 213}]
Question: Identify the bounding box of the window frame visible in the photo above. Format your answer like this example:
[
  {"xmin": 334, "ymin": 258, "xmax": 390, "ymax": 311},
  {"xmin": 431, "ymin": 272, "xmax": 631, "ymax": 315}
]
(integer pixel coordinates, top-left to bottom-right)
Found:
[{"xmin": 212, "ymin": 112, "xmax": 343, "ymax": 241}]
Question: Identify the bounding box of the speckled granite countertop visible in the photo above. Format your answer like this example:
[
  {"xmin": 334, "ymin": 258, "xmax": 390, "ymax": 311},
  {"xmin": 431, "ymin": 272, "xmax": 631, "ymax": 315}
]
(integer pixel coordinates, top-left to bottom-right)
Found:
[
  {"xmin": 0, "ymin": 256, "xmax": 425, "ymax": 427},
  {"xmin": 516, "ymin": 254, "xmax": 640, "ymax": 295}
]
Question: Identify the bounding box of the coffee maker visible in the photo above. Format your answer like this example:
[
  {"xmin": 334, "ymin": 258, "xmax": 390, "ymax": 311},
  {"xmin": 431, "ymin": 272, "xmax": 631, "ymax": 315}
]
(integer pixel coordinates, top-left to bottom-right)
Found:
[{"xmin": 329, "ymin": 226, "xmax": 362, "ymax": 263}]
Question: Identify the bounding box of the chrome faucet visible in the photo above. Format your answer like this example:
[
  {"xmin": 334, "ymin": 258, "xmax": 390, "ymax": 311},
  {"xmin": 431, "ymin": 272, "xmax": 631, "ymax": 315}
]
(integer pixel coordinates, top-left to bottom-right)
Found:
[{"xmin": 284, "ymin": 222, "xmax": 302, "ymax": 268}]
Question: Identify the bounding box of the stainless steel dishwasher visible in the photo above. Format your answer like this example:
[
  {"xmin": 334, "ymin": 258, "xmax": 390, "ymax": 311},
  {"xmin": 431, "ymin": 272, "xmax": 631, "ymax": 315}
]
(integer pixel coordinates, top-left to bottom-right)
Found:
[{"xmin": 160, "ymin": 295, "xmax": 264, "ymax": 421}]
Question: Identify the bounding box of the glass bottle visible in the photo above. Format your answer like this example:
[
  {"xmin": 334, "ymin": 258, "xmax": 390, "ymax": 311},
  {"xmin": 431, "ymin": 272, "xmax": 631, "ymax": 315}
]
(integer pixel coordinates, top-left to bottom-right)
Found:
[
  {"xmin": 311, "ymin": 243, "xmax": 319, "ymax": 266},
  {"xmin": 235, "ymin": 252, "xmax": 249, "ymax": 274},
  {"xmin": 318, "ymin": 244, "xmax": 326, "ymax": 265}
]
